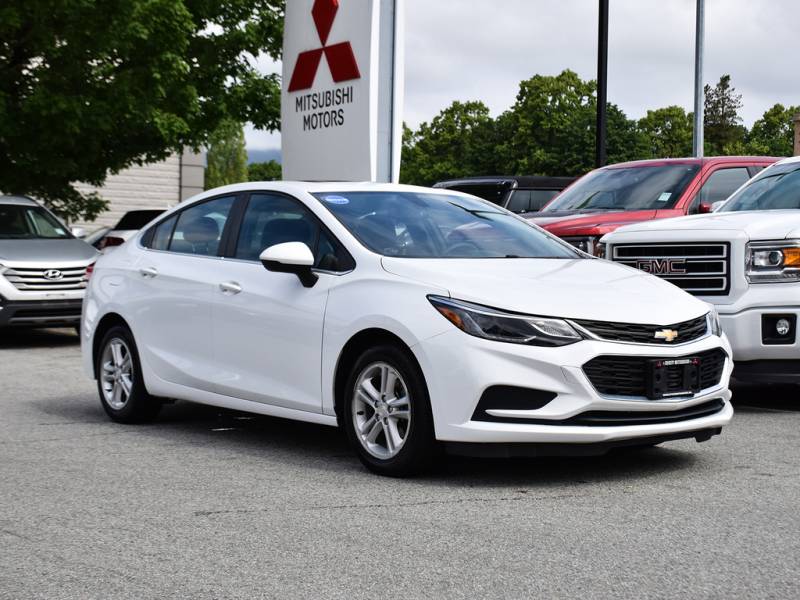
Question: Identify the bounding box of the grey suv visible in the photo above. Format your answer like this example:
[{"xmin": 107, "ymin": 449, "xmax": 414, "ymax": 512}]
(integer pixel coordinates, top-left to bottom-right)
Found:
[{"xmin": 0, "ymin": 196, "xmax": 98, "ymax": 329}]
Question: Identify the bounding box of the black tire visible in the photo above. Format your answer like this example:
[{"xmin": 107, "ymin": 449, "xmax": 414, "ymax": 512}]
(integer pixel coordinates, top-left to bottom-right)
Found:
[
  {"xmin": 342, "ymin": 344, "xmax": 439, "ymax": 476},
  {"xmin": 95, "ymin": 325, "xmax": 161, "ymax": 423}
]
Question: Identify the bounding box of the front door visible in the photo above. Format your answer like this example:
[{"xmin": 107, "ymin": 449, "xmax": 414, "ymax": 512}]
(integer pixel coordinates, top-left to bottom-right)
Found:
[{"xmin": 211, "ymin": 192, "xmax": 354, "ymax": 413}]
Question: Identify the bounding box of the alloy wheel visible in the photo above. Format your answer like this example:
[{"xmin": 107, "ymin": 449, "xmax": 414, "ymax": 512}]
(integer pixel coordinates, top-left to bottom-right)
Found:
[
  {"xmin": 352, "ymin": 362, "xmax": 412, "ymax": 459},
  {"xmin": 101, "ymin": 337, "xmax": 134, "ymax": 410}
]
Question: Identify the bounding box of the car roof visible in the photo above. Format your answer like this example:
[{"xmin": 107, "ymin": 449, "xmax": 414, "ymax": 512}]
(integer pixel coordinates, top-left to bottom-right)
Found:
[
  {"xmin": 174, "ymin": 181, "xmax": 466, "ymax": 208},
  {"xmin": 0, "ymin": 195, "xmax": 39, "ymax": 206},
  {"xmin": 604, "ymin": 156, "xmax": 782, "ymax": 169},
  {"xmin": 434, "ymin": 175, "xmax": 577, "ymax": 188}
]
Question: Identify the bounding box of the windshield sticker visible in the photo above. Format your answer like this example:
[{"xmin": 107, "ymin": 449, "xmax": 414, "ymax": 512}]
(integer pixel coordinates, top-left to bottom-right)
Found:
[
  {"xmin": 323, "ymin": 195, "xmax": 350, "ymax": 205},
  {"xmin": 657, "ymin": 192, "xmax": 672, "ymax": 202},
  {"xmin": 55, "ymin": 228, "xmax": 65, "ymax": 234}
]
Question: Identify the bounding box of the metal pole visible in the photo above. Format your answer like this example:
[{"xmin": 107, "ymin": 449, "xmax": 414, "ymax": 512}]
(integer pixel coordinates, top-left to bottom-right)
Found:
[
  {"xmin": 596, "ymin": 0, "xmax": 609, "ymax": 168},
  {"xmin": 693, "ymin": 0, "xmax": 705, "ymax": 157}
]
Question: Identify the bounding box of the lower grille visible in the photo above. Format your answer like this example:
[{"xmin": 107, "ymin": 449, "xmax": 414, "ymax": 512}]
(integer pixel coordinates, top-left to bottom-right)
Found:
[
  {"xmin": 573, "ymin": 314, "xmax": 708, "ymax": 345},
  {"xmin": 2, "ymin": 265, "xmax": 88, "ymax": 291},
  {"xmin": 583, "ymin": 348, "xmax": 727, "ymax": 398},
  {"xmin": 611, "ymin": 242, "xmax": 730, "ymax": 296}
]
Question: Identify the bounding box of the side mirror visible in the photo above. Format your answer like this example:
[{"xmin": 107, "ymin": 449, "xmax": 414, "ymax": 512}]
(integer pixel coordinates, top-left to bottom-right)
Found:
[
  {"xmin": 711, "ymin": 201, "xmax": 726, "ymax": 212},
  {"xmin": 698, "ymin": 203, "xmax": 713, "ymax": 214},
  {"xmin": 71, "ymin": 226, "xmax": 87, "ymax": 238},
  {"xmin": 259, "ymin": 242, "xmax": 318, "ymax": 288}
]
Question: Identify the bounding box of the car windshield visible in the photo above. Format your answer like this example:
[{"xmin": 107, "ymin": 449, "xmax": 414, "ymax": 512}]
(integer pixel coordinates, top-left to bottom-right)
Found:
[
  {"xmin": 313, "ymin": 191, "xmax": 580, "ymax": 259},
  {"xmin": 544, "ymin": 164, "xmax": 700, "ymax": 212},
  {"xmin": 0, "ymin": 204, "xmax": 71, "ymax": 239},
  {"xmin": 719, "ymin": 162, "xmax": 800, "ymax": 212}
]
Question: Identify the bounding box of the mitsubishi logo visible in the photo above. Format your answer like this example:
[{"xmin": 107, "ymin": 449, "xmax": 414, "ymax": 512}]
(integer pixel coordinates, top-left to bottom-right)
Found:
[
  {"xmin": 654, "ymin": 329, "xmax": 679, "ymax": 343},
  {"xmin": 288, "ymin": 0, "xmax": 361, "ymax": 92},
  {"xmin": 43, "ymin": 269, "xmax": 63, "ymax": 281}
]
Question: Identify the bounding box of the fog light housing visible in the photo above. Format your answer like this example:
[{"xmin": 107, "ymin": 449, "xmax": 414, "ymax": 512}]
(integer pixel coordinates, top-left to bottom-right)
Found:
[{"xmin": 762, "ymin": 314, "xmax": 796, "ymax": 345}]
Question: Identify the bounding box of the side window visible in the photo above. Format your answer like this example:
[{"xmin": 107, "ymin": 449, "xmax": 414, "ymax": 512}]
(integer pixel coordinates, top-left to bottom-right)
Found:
[
  {"xmin": 149, "ymin": 215, "xmax": 177, "ymax": 250},
  {"xmin": 168, "ymin": 196, "xmax": 236, "ymax": 256},
  {"xmin": 235, "ymin": 193, "xmax": 353, "ymax": 271},
  {"xmin": 530, "ymin": 189, "xmax": 559, "ymax": 211},
  {"xmin": 506, "ymin": 190, "xmax": 532, "ymax": 213},
  {"xmin": 692, "ymin": 167, "xmax": 750, "ymax": 212}
]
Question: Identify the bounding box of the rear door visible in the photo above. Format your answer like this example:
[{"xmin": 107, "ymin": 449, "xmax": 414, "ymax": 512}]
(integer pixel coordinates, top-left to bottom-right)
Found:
[
  {"xmin": 130, "ymin": 194, "xmax": 238, "ymax": 392},
  {"xmin": 211, "ymin": 192, "xmax": 354, "ymax": 413}
]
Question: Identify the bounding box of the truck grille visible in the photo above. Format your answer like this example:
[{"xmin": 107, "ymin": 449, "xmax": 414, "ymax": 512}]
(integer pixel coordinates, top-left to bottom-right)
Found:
[
  {"xmin": 572, "ymin": 314, "xmax": 708, "ymax": 345},
  {"xmin": 611, "ymin": 243, "xmax": 730, "ymax": 296},
  {"xmin": 583, "ymin": 348, "xmax": 727, "ymax": 398},
  {"xmin": 2, "ymin": 266, "xmax": 89, "ymax": 291}
]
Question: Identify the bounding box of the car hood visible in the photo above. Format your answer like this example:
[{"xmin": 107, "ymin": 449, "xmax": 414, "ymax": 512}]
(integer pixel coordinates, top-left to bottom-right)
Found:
[
  {"xmin": 0, "ymin": 238, "xmax": 98, "ymax": 265},
  {"xmin": 381, "ymin": 257, "xmax": 708, "ymax": 324},
  {"xmin": 528, "ymin": 210, "xmax": 658, "ymax": 235},
  {"xmin": 604, "ymin": 210, "xmax": 800, "ymax": 241}
]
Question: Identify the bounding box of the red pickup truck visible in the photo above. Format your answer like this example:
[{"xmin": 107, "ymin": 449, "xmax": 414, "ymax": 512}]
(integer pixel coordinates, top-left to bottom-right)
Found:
[{"xmin": 527, "ymin": 156, "xmax": 780, "ymax": 255}]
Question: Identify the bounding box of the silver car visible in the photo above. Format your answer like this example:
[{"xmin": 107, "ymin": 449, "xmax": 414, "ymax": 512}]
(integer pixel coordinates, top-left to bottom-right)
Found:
[{"xmin": 0, "ymin": 196, "xmax": 98, "ymax": 329}]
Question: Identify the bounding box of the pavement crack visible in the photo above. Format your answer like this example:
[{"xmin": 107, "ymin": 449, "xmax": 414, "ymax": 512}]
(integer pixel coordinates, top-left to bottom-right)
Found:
[{"xmin": 193, "ymin": 492, "xmax": 579, "ymax": 517}]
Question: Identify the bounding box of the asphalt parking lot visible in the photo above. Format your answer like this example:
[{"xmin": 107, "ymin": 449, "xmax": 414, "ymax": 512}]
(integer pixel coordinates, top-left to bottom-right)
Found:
[{"xmin": 1, "ymin": 329, "xmax": 799, "ymax": 599}]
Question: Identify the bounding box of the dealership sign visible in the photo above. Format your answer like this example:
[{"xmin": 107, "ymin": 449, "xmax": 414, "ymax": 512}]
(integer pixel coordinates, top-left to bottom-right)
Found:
[{"xmin": 281, "ymin": 0, "xmax": 404, "ymax": 182}]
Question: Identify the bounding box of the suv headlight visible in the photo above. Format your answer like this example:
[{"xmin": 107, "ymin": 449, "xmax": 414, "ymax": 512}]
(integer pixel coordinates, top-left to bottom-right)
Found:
[
  {"xmin": 428, "ymin": 296, "xmax": 583, "ymax": 346},
  {"xmin": 746, "ymin": 240, "xmax": 800, "ymax": 283},
  {"xmin": 707, "ymin": 305, "xmax": 722, "ymax": 336}
]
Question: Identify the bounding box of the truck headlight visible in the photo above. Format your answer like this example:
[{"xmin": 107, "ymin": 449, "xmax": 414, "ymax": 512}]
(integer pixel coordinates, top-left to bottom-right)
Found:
[
  {"xmin": 746, "ymin": 240, "xmax": 800, "ymax": 283},
  {"xmin": 428, "ymin": 296, "xmax": 583, "ymax": 347}
]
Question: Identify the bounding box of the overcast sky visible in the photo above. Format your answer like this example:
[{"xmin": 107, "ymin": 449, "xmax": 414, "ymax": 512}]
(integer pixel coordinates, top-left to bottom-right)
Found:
[{"xmin": 246, "ymin": 0, "xmax": 798, "ymax": 150}]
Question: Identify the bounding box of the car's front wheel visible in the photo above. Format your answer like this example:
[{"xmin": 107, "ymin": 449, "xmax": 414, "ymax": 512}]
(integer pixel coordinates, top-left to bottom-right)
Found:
[
  {"xmin": 343, "ymin": 345, "xmax": 438, "ymax": 476},
  {"xmin": 96, "ymin": 325, "xmax": 161, "ymax": 423}
]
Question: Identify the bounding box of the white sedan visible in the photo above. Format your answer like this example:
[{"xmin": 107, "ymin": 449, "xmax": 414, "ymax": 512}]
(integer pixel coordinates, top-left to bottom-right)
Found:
[{"xmin": 81, "ymin": 182, "xmax": 733, "ymax": 475}]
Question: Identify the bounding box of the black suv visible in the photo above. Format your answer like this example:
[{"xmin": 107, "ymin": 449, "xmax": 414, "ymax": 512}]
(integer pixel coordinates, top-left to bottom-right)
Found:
[{"xmin": 433, "ymin": 176, "xmax": 576, "ymax": 213}]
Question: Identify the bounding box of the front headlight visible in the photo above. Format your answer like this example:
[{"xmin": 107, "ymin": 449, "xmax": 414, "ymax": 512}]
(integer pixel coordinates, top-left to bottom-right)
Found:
[
  {"xmin": 707, "ymin": 305, "xmax": 722, "ymax": 336},
  {"xmin": 746, "ymin": 240, "xmax": 800, "ymax": 283},
  {"xmin": 428, "ymin": 296, "xmax": 583, "ymax": 346}
]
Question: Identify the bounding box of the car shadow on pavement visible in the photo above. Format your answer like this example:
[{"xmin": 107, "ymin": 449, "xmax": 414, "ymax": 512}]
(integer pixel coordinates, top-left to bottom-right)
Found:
[
  {"xmin": 730, "ymin": 384, "xmax": 800, "ymax": 413},
  {"xmin": 0, "ymin": 327, "xmax": 79, "ymax": 349},
  {"xmin": 41, "ymin": 394, "xmax": 701, "ymax": 487}
]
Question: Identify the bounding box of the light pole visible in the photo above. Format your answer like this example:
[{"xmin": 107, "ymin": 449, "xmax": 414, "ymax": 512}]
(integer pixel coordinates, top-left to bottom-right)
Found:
[
  {"xmin": 596, "ymin": 0, "xmax": 609, "ymax": 168},
  {"xmin": 693, "ymin": 0, "xmax": 705, "ymax": 157}
]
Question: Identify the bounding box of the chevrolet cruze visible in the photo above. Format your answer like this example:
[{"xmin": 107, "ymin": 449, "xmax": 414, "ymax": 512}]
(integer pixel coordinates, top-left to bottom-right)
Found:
[{"xmin": 82, "ymin": 182, "xmax": 733, "ymax": 475}]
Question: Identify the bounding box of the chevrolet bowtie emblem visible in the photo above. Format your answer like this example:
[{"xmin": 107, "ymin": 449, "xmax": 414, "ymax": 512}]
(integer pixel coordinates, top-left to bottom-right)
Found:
[{"xmin": 654, "ymin": 329, "xmax": 679, "ymax": 342}]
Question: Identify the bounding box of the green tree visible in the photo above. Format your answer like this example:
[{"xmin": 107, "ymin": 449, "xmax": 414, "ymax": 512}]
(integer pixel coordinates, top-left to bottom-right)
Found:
[
  {"xmin": 205, "ymin": 120, "xmax": 248, "ymax": 189},
  {"xmin": 704, "ymin": 74, "xmax": 746, "ymax": 155},
  {"xmin": 0, "ymin": 0, "xmax": 284, "ymax": 220},
  {"xmin": 399, "ymin": 101, "xmax": 498, "ymax": 185},
  {"xmin": 496, "ymin": 70, "xmax": 645, "ymax": 177},
  {"xmin": 638, "ymin": 106, "xmax": 693, "ymax": 158},
  {"xmin": 745, "ymin": 103, "xmax": 800, "ymax": 157},
  {"xmin": 248, "ymin": 160, "xmax": 282, "ymax": 181}
]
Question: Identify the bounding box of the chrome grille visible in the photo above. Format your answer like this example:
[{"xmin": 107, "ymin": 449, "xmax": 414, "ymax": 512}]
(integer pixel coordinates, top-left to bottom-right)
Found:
[
  {"xmin": 612, "ymin": 243, "xmax": 730, "ymax": 296},
  {"xmin": 2, "ymin": 265, "xmax": 88, "ymax": 291},
  {"xmin": 572, "ymin": 314, "xmax": 709, "ymax": 345}
]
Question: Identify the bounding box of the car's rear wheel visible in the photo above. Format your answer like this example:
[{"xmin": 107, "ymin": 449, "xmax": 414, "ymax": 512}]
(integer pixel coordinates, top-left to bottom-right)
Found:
[
  {"xmin": 96, "ymin": 325, "xmax": 160, "ymax": 423},
  {"xmin": 343, "ymin": 345, "xmax": 438, "ymax": 476}
]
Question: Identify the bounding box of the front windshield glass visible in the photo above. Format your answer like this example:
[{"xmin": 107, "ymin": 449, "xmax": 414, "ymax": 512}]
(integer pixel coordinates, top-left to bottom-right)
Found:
[
  {"xmin": 0, "ymin": 204, "xmax": 71, "ymax": 239},
  {"xmin": 544, "ymin": 164, "xmax": 700, "ymax": 212},
  {"xmin": 719, "ymin": 162, "xmax": 800, "ymax": 212},
  {"xmin": 313, "ymin": 191, "xmax": 580, "ymax": 259}
]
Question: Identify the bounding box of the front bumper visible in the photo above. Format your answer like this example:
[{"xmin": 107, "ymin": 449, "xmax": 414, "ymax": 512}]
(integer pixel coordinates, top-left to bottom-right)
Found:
[
  {"xmin": 0, "ymin": 297, "xmax": 84, "ymax": 328},
  {"xmin": 414, "ymin": 329, "xmax": 733, "ymax": 446},
  {"xmin": 713, "ymin": 284, "xmax": 800, "ymax": 383}
]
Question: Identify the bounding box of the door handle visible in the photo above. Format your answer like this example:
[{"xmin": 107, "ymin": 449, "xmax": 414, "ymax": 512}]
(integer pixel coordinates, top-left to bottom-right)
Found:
[
  {"xmin": 139, "ymin": 267, "xmax": 158, "ymax": 278},
  {"xmin": 219, "ymin": 281, "xmax": 242, "ymax": 295}
]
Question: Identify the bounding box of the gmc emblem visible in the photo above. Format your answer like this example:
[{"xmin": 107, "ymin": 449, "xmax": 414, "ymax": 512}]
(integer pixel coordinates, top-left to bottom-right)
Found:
[{"xmin": 635, "ymin": 259, "xmax": 687, "ymax": 275}]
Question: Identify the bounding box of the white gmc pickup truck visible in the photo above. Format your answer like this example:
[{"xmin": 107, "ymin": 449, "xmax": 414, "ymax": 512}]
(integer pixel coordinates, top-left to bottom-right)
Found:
[{"xmin": 602, "ymin": 156, "xmax": 800, "ymax": 384}]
